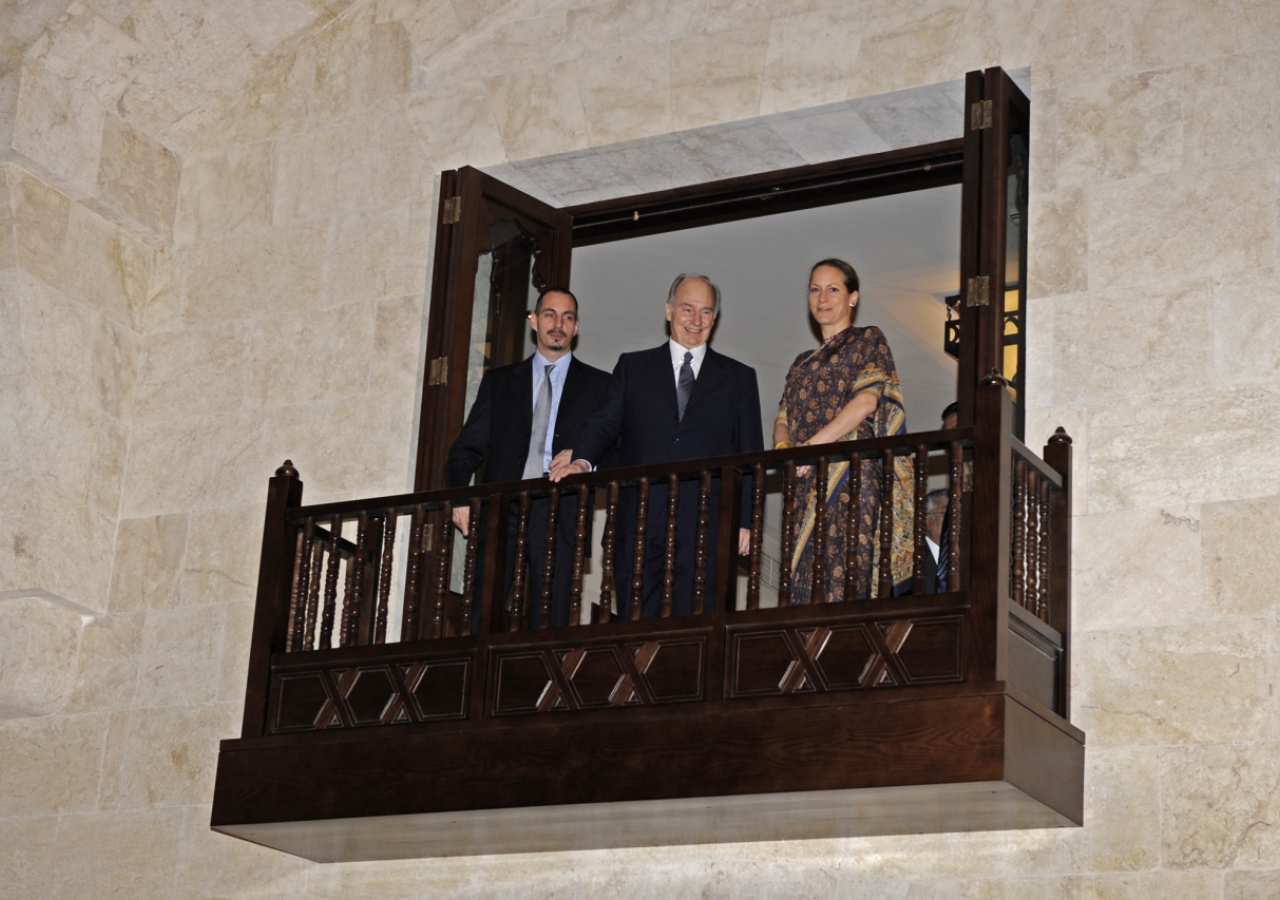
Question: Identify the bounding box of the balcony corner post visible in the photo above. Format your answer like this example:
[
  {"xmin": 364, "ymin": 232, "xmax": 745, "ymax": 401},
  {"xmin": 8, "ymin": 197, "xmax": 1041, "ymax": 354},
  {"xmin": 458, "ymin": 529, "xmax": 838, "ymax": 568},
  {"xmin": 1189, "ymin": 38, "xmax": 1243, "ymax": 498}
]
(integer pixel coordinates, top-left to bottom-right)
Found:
[
  {"xmin": 1043, "ymin": 427, "xmax": 1074, "ymax": 719},
  {"xmin": 240, "ymin": 460, "xmax": 305, "ymax": 739},
  {"xmin": 968, "ymin": 372, "xmax": 1012, "ymax": 685}
]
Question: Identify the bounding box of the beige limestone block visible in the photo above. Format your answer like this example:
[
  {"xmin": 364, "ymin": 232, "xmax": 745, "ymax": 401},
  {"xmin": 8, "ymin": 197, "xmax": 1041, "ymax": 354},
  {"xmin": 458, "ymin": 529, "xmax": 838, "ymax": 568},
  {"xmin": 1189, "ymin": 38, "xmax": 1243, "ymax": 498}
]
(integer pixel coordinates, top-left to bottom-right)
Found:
[
  {"xmin": 122, "ymin": 0, "xmax": 253, "ymax": 83},
  {"xmin": 64, "ymin": 611, "xmax": 145, "ymax": 714},
  {"xmin": 943, "ymin": 0, "xmax": 1054, "ymax": 77},
  {"xmin": 1161, "ymin": 741, "xmax": 1280, "ymax": 869},
  {"xmin": 448, "ymin": 0, "xmax": 507, "ymax": 32},
  {"xmin": 1047, "ymin": 871, "xmax": 1223, "ymax": 899},
  {"xmin": 0, "ymin": 594, "xmax": 86, "ymax": 718},
  {"xmin": 50, "ymin": 808, "xmax": 184, "ymax": 900},
  {"xmin": 60, "ymin": 200, "xmax": 153, "ymax": 330},
  {"xmin": 1214, "ymin": 267, "xmax": 1280, "ymax": 388},
  {"xmin": 424, "ymin": 9, "xmax": 576, "ymax": 87},
  {"xmin": 1201, "ymin": 495, "xmax": 1280, "ymax": 619},
  {"xmin": 0, "ymin": 712, "xmax": 107, "ymax": 815},
  {"xmin": 403, "ymin": 80, "xmax": 507, "ymax": 171},
  {"xmin": 1030, "ymin": 86, "xmax": 1059, "ymax": 195},
  {"xmin": 1031, "ymin": 0, "xmax": 1135, "ymax": 90},
  {"xmin": 96, "ymin": 112, "xmax": 181, "ymax": 239},
  {"xmin": 579, "ymin": 42, "xmax": 673, "ymax": 146},
  {"xmin": 1088, "ymin": 385, "xmax": 1280, "ymax": 513},
  {"xmin": 200, "ymin": 48, "xmax": 313, "ymax": 148},
  {"xmin": 1184, "ymin": 51, "xmax": 1280, "ymax": 172},
  {"xmin": 325, "ymin": 203, "xmax": 431, "ymax": 305},
  {"xmin": 273, "ymin": 113, "xmax": 432, "ymax": 220},
  {"xmin": 120, "ymin": 411, "xmax": 270, "ymax": 516},
  {"xmin": 1088, "ymin": 162, "xmax": 1275, "ymax": 290},
  {"xmin": 203, "ymin": 0, "xmax": 324, "ymax": 52},
  {"xmin": 177, "ymin": 803, "xmax": 309, "ymax": 899},
  {"xmin": 1083, "ymin": 746, "xmax": 1161, "ymax": 871},
  {"xmin": 670, "ymin": 23, "xmax": 769, "ymax": 132},
  {"xmin": 135, "ymin": 242, "xmax": 183, "ymax": 334},
  {"xmin": 1226, "ymin": 870, "xmax": 1280, "ymax": 900},
  {"xmin": 265, "ymin": 390, "xmax": 415, "ymax": 504},
  {"xmin": 760, "ymin": 9, "xmax": 864, "ymax": 116},
  {"xmin": 183, "ymin": 505, "xmax": 264, "ymax": 608},
  {"xmin": 848, "ymin": 0, "xmax": 968, "ymax": 99},
  {"xmin": 96, "ymin": 706, "xmax": 132, "ymax": 809},
  {"xmin": 0, "ymin": 166, "xmax": 15, "ymax": 271},
  {"xmin": 182, "ymin": 219, "xmax": 328, "ymax": 324},
  {"xmin": 1131, "ymin": 0, "xmax": 1238, "ymax": 69},
  {"xmin": 568, "ymin": 0, "xmax": 707, "ymax": 48},
  {"xmin": 31, "ymin": 6, "xmax": 149, "ymax": 107},
  {"xmin": 249, "ymin": 302, "xmax": 375, "ymax": 407},
  {"xmin": 133, "ymin": 604, "xmax": 226, "ymax": 708},
  {"xmin": 1027, "ymin": 189, "xmax": 1087, "ymax": 299},
  {"xmin": 173, "ymin": 141, "xmax": 274, "ymax": 244},
  {"xmin": 108, "ymin": 513, "xmax": 190, "ymax": 613},
  {"xmin": 1074, "ymin": 619, "xmax": 1269, "ymax": 747},
  {"xmin": 1023, "ymin": 296, "xmax": 1054, "ymax": 409},
  {"xmin": 0, "ymin": 286, "xmax": 20, "ymax": 381},
  {"xmin": 370, "ymin": 293, "xmax": 425, "ymax": 396},
  {"xmin": 12, "ymin": 60, "xmax": 105, "ymax": 192},
  {"xmin": 1054, "ymin": 68, "xmax": 1183, "ymax": 188},
  {"xmin": 311, "ymin": 20, "xmax": 411, "ymax": 126},
  {"xmin": 1071, "ymin": 507, "xmax": 1203, "ymax": 632},
  {"xmin": 87, "ymin": 308, "xmax": 139, "ymax": 420},
  {"xmin": 114, "ymin": 703, "xmax": 238, "ymax": 809},
  {"xmin": 1235, "ymin": 0, "xmax": 1280, "ymax": 53},
  {"xmin": 922, "ymin": 879, "xmax": 1048, "ymax": 900},
  {"xmin": 396, "ymin": 0, "xmax": 462, "ymax": 68},
  {"xmin": 1052, "ymin": 278, "xmax": 1212, "ymax": 406},
  {"xmin": 485, "ymin": 62, "xmax": 590, "ymax": 160},
  {"xmin": 17, "ymin": 268, "xmax": 92, "ymax": 398},
  {"xmin": 219, "ymin": 599, "xmax": 255, "ymax": 703},
  {"xmin": 11, "ymin": 166, "xmax": 71, "ymax": 289},
  {"xmin": 0, "ymin": 816, "xmax": 57, "ymax": 900},
  {"xmin": 133, "ymin": 321, "xmax": 252, "ymax": 421}
]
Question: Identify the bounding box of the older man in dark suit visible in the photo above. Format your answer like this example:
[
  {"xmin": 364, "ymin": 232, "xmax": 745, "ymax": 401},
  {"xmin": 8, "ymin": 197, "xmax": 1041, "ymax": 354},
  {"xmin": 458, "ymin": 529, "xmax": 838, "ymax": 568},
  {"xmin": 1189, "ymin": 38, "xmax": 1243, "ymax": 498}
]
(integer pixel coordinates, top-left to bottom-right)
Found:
[
  {"xmin": 550, "ymin": 274, "xmax": 763, "ymax": 619},
  {"xmin": 446, "ymin": 287, "xmax": 613, "ymax": 628}
]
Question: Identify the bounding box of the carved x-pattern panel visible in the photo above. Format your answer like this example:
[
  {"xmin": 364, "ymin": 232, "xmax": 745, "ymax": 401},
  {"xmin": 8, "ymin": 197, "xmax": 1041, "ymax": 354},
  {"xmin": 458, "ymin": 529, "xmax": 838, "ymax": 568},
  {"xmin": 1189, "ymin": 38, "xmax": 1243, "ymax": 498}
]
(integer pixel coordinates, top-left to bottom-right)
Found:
[
  {"xmin": 729, "ymin": 617, "xmax": 962, "ymax": 698},
  {"xmin": 492, "ymin": 638, "xmax": 705, "ymax": 716},
  {"xmin": 271, "ymin": 657, "xmax": 470, "ymax": 733}
]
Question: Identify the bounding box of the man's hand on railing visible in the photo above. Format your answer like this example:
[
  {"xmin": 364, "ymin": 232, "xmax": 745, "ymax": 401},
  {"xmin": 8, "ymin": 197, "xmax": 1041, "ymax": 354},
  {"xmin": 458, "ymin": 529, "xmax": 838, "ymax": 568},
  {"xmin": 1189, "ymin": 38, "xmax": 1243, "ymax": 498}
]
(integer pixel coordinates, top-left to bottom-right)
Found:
[
  {"xmin": 739, "ymin": 528, "xmax": 751, "ymax": 556},
  {"xmin": 548, "ymin": 449, "xmax": 590, "ymax": 482},
  {"xmin": 452, "ymin": 504, "xmax": 470, "ymax": 537}
]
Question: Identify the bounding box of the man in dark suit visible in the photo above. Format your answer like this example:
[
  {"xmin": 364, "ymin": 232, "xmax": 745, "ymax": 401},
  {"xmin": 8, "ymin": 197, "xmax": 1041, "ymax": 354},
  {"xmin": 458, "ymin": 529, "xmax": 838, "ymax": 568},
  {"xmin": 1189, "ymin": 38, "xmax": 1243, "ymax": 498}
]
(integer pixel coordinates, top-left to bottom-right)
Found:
[
  {"xmin": 550, "ymin": 274, "xmax": 763, "ymax": 619},
  {"xmin": 446, "ymin": 288, "xmax": 613, "ymax": 629}
]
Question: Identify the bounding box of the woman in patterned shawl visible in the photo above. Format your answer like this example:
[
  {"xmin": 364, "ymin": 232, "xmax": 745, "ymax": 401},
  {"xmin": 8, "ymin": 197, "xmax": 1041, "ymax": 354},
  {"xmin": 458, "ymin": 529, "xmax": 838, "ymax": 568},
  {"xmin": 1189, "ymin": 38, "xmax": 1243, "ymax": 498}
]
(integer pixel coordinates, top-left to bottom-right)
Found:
[{"xmin": 773, "ymin": 259, "xmax": 914, "ymax": 603}]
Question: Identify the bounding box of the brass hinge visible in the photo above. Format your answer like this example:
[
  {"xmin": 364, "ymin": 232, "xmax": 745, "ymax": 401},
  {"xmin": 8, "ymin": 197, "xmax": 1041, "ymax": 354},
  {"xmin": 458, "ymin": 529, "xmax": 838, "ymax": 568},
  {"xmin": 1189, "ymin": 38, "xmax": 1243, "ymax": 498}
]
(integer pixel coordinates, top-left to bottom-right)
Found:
[
  {"xmin": 428, "ymin": 356, "xmax": 449, "ymax": 385},
  {"xmin": 441, "ymin": 196, "xmax": 462, "ymax": 224},
  {"xmin": 422, "ymin": 523, "xmax": 435, "ymax": 553},
  {"xmin": 971, "ymin": 99, "xmax": 993, "ymax": 130},
  {"xmin": 966, "ymin": 275, "xmax": 990, "ymax": 307},
  {"xmin": 962, "ymin": 460, "xmax": 974, "ymax": 492}
]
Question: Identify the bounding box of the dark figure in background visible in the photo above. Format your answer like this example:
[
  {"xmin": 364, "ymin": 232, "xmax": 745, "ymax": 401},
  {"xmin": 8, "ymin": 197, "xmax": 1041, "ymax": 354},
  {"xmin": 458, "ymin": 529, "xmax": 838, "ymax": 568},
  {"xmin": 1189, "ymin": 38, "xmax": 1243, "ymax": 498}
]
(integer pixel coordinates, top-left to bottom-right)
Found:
[
  {"xmin": 774, "ymin": 259, "xmax": 914, "ymax": 603},
  {"xmin": 550, "ymin": 273, "xmax": 763, "ymax": 619},
  {"xmin": 446, "ymin": 288, "xmax": 614, "ymax": 629},
  {"xmin": 941, "ymin": 400, "xmax": 958, "ymax": 431},
  {"xmin": 922, "ymin": 487, "xmax": 949, "ymax": 594}
]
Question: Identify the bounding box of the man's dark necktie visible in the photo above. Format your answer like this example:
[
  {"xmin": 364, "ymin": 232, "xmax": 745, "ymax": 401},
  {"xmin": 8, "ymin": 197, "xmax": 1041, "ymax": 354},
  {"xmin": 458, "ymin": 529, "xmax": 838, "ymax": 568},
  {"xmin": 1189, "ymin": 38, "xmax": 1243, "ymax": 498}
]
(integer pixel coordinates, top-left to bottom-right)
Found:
[
  {"xmin": 523, "ymin": 364, "xmax": 552, "ymax": 478},
  {"xmin": 677, "ymin": 351, "xmax": 694, "ymax": 420}
]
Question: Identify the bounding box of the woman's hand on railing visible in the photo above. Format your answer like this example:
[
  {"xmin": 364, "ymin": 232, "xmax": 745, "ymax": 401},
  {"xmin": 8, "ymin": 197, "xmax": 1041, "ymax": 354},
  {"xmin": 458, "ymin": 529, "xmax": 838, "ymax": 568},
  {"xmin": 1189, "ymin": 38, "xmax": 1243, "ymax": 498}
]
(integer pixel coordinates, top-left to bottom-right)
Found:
[
  {"xmin": 548, "ymin": 450, "xmax": 590, "ymax": 482},
  {"xmin": 452, "ymin": 505, "xmax": 470, "ymax": 537}
]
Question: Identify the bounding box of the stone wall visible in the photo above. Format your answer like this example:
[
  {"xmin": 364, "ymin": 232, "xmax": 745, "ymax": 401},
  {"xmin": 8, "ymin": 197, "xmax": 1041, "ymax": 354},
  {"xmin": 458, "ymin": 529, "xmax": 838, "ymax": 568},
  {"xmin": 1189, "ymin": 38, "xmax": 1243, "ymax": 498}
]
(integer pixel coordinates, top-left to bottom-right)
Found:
[{"xmin": 3, "ymin": 0, "xmax": 1280, "ymax": 898}]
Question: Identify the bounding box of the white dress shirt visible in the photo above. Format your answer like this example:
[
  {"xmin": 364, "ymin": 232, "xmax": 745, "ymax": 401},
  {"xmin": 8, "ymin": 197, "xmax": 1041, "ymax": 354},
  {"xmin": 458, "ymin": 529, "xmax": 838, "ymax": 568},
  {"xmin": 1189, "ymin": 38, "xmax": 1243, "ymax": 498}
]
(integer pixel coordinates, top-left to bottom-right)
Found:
[{"xmin": 668, "ymin": 339, "xmax": 708, "ymax": 386}]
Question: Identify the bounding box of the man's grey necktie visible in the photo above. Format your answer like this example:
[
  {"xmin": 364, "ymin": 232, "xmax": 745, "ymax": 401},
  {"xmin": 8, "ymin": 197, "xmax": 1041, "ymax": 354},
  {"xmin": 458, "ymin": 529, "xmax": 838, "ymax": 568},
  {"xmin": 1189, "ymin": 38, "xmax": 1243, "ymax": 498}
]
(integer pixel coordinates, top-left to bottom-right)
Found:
[
  {"xmin": 677, "ymin": 351, "xmax": 694, "ymax": 421},
  {"xmin": 523, "ymin": 364, "xmax": 553, "ymax": 478}
]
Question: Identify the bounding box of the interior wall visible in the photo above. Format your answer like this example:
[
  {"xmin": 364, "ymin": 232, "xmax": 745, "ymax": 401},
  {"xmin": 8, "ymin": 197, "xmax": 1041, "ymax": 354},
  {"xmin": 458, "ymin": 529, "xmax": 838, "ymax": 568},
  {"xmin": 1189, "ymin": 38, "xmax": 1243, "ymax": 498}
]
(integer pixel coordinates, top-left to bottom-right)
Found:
[{"xmin": 3, "ymin": 1, "xmax": 1280, "ymax": 899}]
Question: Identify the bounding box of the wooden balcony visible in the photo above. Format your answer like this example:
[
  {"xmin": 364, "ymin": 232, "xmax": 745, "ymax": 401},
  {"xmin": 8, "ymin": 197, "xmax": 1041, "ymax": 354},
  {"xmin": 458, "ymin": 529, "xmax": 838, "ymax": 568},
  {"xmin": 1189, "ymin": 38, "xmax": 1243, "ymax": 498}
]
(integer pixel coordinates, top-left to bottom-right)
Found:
[{"xmin": 210, "ymin": 374, "xmax": 1083, "ymax": 861}]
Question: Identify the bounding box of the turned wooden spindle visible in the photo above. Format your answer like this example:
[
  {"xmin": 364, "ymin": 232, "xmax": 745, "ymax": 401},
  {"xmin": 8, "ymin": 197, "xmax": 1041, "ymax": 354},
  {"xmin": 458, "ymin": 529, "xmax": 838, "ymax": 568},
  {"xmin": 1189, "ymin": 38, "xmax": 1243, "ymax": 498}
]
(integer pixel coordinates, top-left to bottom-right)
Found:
[
  {"xmin": 948, "ymin": 442, "xmax": 962, "ymax": 593},
  {"xmin": 878, "ymin": 450, "xmax": 894, "ymax": 599},
  {"xmin": 600, "ymin": 481, "xmax": 619, "ymax": 623},
  {"xmin": 293, "ymin": 519, "xmax": 317, "ymax": 651},
  {"xmin": 811, "ymin": 456, "xmax": 829, "ymax": 604},
  {"xmin": 433, "ymin": 502, "xmax": 453, "ymax": 638},
  {"xmin": 509, "ymin": 492, "xmax": 532, "ymax": 632},
  {"xmin": 660, "ymin": 474, "xmax": 680, "ymax": 617},
  {"xmin": 691, "ymin": 470, "xmax": 712, "ymax": 613},
  {"xmin": 569, "ymin": 485, "xmax": 589, "ymax": 626},
  {"xmin": 303, "ymin": 530, "xmax": 323, "ymax": 651},
  {"xmin": 460, "ymin": 498, "xmax": 480, "ymax": 636},
  {"xmin": 341, "ymin": 512, "xmax": 369, "ymax": 647},
  {"xmin": 374, "ymin": 512, "xmax": 397, "ymax": 644},
  {"xmin": 747, "ymin": 463, "xmax": 764, "ymax": 610},
  {"xmin": 1038, "ymin": 477, "xmax": 1052, "ymax": 621},
  {"xmin": 1012, "ymin": 458, "xmax": 1027, "ymax": 610},
  {"xmin": 1028, "ymin": 469, "xmax": 1042, "ymax": 613},
  {"xmin": 844, "ymin": 452, "xmax": 862, "ymax": 603},
  {"xmin": 912, "ymin": 445, "xmax": 928, "ymax": 596},
  {"xmin": 401, "ymin": 504, "xmax": 425, "ymax": 641},
  {"xmin": 778, "ymin": 461, "xmax": 796, "ymax": 608},
  {"xmin": 630, "ymin": 477, "xmax": 650, "ymax": 622},
  {"xmin": 319, "ymin": 515, "xmax": 341, "ymax": 649},
  {"xmin": 539, "ymin": 487, "xmax": 560, "ymax": 629},
  {"xmin": 286, "ymin": 530, "xmax": 306, "ymax": 652}
]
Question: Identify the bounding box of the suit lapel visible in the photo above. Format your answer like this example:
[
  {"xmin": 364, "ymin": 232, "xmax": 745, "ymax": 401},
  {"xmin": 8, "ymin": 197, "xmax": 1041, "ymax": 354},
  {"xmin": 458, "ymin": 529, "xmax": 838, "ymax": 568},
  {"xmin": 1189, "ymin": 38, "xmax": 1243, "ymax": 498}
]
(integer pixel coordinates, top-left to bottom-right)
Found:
[
  {"xmin": 648, "ymin": 344, "xmax": 680, "ymax": 421},
  {"xmin": 559, "ymin": 356, "xmax": 585, "ymax": 419}
]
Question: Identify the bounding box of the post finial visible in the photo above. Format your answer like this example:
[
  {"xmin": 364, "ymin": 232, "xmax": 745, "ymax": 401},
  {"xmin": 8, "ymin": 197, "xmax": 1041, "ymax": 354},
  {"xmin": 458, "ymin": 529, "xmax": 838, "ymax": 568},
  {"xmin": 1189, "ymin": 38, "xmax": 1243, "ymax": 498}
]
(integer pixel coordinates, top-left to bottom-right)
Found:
[
  {"xmin": 276, "ymin": 459, "xmax": 300, "ymax": 478},
  {"xmin": 1048, "ymin": 427, "xmax": 1073, "ymax": 445},
  {"xmin": 980, "ymin": 368, "xmax": 1008, "ymax": 388}
]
